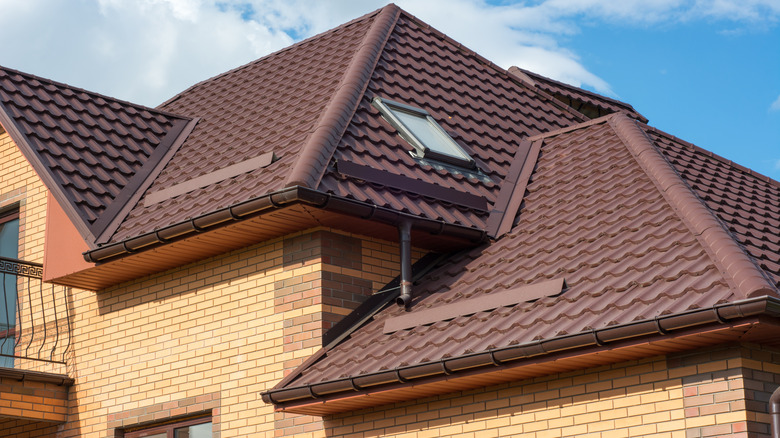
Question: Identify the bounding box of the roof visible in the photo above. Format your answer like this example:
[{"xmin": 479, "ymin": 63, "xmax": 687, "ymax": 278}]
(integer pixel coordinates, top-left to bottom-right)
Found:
[
  {"xmin": 0, "ymin": 66, "xmax": 194, "ymax": 245},
  {"xmin": 0, "ymin": 4, "xmax": 601, "ymax": 280},
  {"xmin": 0, "ymin": 2, "xmax": 778, "ymax": 414},
  {"xmin": 107, "ymin": 6, "xmax": 586, "ymax": 245},
  {"xmin": 508, "ymin": 66, "xmax": 647, "ymax": 122},
  {"xmin": 264, "ymin": 113, "xmax": 780, "ymax": 414}
]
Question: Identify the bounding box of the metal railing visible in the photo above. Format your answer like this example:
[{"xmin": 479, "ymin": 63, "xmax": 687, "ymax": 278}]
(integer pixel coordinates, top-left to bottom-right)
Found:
[{"xmin": 0, "ymin": 256, "xmax": 70, "ymax": 369}]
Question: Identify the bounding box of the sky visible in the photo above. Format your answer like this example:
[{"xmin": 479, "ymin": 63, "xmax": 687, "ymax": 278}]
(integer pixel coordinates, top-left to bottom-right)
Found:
[{"xmin": 0, "ymin": 0, "xmax": 778, "ymax": 179}]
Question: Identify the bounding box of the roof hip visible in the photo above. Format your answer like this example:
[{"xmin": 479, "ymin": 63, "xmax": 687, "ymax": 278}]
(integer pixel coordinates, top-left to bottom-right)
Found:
[
  {"xmin": 608, "ymin": 113, "xmax": 779, "ymax": 299},
  {"xmin": 283, "ymin": 4, "xmax": 400, "ymax": 189}
]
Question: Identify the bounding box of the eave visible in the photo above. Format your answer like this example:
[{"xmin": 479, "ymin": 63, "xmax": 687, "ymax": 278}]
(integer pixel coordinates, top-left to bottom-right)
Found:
[
  {"xmin": 262, "ymin": 295, "xmax": 780, "ymax": 416},
  {"xmin": 54, "ymin": 186, "xmax": 487, "ymax": 290}
]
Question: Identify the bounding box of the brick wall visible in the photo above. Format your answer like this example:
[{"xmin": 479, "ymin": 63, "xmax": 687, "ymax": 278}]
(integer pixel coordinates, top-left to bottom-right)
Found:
[
  {"xmin": 56, "ymin": 227, "xmax": 410, "ymax": 437},
  {"xmin": 0, "ymin": 134, "xmax": 69, "ymax": 377},
  {"xmin": 324, "ymin": 344, "xmax": 780, "ymax": 438},
  {"xmin": 0, "ymin": 418, "xmax": 62, "ymax": 437}
]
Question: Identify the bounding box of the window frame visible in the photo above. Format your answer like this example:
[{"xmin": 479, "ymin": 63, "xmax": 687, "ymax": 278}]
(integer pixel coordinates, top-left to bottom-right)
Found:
[
  {"xmin": 0, "ymin": 208, "xmax": 19, "ymax": 368},
  {"xmin": 372, "ymin": 97, "xmax": 476, "ymax": 169},
  {"xmin": 124, "ymin": 416, "xmax": 212, "ymax": 438}
]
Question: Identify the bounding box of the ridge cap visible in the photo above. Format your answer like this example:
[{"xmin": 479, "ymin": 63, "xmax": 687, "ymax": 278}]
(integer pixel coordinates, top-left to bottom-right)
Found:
[
  {"xmin": 283, "ymin": 4, "xmax": 400, "ymax": 189},
  {"xmin": 608, "ymin": 113, "xmax": 779, "ymax": 299},
  {"xmin": 510, "ymin": 66, "xmax": 643, "ymax": 117},
  {"xmin": 0, "ymin": 64, "xmax": 189, "ymax": 121}
]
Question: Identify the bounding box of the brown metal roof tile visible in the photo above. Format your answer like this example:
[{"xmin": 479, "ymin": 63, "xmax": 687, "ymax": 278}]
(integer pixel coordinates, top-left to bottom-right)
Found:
[
  {"xmin": 107, "ymin": 7, "xmax": 385, "ymax": 243},
  {"xmin": 647, "ymin": 125, "xmax": 780, "ymax": 290},
  {"xmin": 0, "ymin": 65, "xmax": 193, "ymax": 245},
  {"xmin": 318, "ymin": 13, "xmax": 584, "ymax": 231},
  {"xmin": 508, "ymin": 66, "xmax": 647, "ymax": 122},
  {"xmin": 271, "ymin": 113, "xmax": 779, "ymax": 409}
]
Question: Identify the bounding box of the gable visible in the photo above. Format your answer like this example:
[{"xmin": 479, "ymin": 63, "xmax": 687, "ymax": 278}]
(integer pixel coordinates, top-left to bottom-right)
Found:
[{"xmin": 0, "ymin": 66, "xmax": 194, "ymax": 246}]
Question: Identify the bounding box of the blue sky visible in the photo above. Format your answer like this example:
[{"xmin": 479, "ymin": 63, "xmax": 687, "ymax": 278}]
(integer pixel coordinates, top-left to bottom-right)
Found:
[{"xmin": 0, "ymin": 0, "xmax": 778, "ymax": 179}]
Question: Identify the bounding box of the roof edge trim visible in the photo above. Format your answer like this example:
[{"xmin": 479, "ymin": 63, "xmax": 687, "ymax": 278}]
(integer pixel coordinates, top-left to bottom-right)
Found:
[
  {"xmin": 283, "ymin": 4, "xmax": 400, "ymax": 189},
  {"xmin": 609, "ymin": 113, "xmax": 779, "ymax": 299},
  {"xmin": 0, "ymin": 367, "xmax": 75, "ymax": 387},
  {"xmin": 83, "ymin": 186, "xmax": 487, "ymax": 264},
  {"xmin": 508, "ymin": 66, "xmax": 647, "ymax": 123},
  {"xmin": 261, "ymin": 295, "xmax": 780, "ymax": 410},
  {"xmin": 0, "ymin": 99, "xmax": 99, "ymax": 245}
]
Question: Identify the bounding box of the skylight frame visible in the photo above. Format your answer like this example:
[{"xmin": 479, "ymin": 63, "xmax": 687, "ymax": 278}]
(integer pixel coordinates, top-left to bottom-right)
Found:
[{"xmin": 372, "ymin": 97, "xmax": 476, "ymax": 169}]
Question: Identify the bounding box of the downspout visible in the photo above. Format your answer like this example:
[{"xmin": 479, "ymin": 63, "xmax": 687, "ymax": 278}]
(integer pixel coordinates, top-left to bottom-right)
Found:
[
  {"xmin": 395, "ymin": 220, "xmax": 413, "ymax": 310},
  {"xmin": 770, "ymin": 385, "xmax": 780, "ymax": 438}
]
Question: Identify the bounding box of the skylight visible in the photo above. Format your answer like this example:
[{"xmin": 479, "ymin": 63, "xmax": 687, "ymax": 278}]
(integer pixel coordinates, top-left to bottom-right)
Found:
[{"xmin": 372, "ymin": 97, "xmax": 475, "ymax": 169}]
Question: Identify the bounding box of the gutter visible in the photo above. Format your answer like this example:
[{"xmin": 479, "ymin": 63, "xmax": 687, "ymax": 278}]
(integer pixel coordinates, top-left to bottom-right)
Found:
[
  {"xmin": 84, "ymin": 186, "xmax": 487, "ymax": 263},
  {"xmin": 261, "ymin": 295, "xmax": 780, "ymax": 406}
]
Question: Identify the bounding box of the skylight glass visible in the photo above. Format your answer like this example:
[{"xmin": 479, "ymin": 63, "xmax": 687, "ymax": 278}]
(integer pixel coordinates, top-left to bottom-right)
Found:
[{"xmin": 372, "ymin": 97, "xmax": 475, "ymax": 168}]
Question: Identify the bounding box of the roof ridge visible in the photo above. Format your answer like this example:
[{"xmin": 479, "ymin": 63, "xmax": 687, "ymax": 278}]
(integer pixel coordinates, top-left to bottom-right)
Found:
[
  {"xmin": 608, "ymin": 113, "xmax": 778, "ymax": 299},
  {"xmin": 643, "ymin": 124, "xmax": 780, "ymax": 191},
  {"xmin": 283, "ymin": 4, "xmax": 401, "ymax": 188},
  {"xmin": 0, "ymin": 64, "xmax": 187, "ymax": 120},
  {"xmin": 511, "ymin": 66, "xmax": 641, "ymax": 115},
  {"xmin": 159, "ymin": 7, "xmax": 386, "ymax": 110}
]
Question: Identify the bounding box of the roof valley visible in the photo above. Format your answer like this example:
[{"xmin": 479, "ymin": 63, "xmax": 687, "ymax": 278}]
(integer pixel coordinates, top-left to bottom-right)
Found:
[
  {"xmin": 608, "ymin": 113, "xmax": 779, "ymax": 299},
  {"xmin": 93, "ymin": 117, "xmax": 199, "ymax": 244}
]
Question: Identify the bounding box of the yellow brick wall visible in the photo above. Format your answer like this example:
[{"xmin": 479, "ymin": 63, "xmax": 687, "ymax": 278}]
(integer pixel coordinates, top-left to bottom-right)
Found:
[
  {"xmin": 324, "ymin": 344, "xmax": 779, "ymax": 438},
  {"xmin": 59, "ymin": 227, "xmax": 410, "ymax": 437},
  {"xmin": 0, "ymin": 132, "xmax": 47, "ymax": 263},
  {"xmin": 0, "ymin": 133, "xmax": 69, "ymax": 376}
]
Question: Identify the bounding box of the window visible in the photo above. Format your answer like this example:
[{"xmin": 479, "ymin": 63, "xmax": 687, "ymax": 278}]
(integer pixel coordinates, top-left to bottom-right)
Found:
[
  {"xmin": 372, "ymin": 97, "xmax": 476, "ymax": 169},
  {"xmin": 0, "ymin": 209, "xmax": 19, "ymax": 368},
  {"xmin": 124, "ymin": 417, "xmax": 212, "ymax": 438}
]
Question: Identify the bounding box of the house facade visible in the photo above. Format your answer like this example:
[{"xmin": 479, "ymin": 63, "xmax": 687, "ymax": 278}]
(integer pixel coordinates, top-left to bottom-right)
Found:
[{"xmin": 0, "ymin": 5, "xmax": 778, "ymax": 438}]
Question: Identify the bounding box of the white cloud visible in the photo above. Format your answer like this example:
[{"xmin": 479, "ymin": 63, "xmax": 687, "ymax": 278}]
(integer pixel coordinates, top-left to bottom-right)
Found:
[
  {"xmin": 0, "ymin": 0, "xmax": 777, "ymax": 107},
  {"xmin": 771, "ymin": 94, "xmax": 780, "ymax": 111}
]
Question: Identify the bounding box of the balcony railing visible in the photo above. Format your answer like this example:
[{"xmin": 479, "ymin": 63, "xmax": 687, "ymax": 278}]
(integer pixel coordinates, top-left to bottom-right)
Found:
[{"xmin": 0, "ymin": 256, "xmax": 70, "ymax": 372}]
